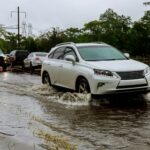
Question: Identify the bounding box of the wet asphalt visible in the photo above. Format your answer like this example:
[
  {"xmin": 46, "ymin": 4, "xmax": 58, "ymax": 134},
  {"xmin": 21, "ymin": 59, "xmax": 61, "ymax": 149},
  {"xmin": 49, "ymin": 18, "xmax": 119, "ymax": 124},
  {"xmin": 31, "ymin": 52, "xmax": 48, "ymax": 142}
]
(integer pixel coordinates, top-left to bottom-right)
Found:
[{"xmin": 1, "ymin": 71, "xmax": 150, "ymax": 150}]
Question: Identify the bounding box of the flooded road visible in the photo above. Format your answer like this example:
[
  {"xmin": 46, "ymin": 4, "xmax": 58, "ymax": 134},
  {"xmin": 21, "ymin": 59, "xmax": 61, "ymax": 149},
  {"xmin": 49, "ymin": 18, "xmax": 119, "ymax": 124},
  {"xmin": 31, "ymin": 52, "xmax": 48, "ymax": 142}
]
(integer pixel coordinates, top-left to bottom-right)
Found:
[{"xmin": 1, "ymin": 72, "xmax": 150, "ymax": 150}]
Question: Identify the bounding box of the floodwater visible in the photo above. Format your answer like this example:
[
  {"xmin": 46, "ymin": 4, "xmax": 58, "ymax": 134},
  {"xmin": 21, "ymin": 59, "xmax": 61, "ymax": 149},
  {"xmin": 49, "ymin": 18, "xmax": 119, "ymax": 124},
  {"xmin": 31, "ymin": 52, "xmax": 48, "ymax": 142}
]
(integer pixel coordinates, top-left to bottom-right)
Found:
[{"xmin": 1, "ymin": 72, "xmax": 150, "ymax": 150}]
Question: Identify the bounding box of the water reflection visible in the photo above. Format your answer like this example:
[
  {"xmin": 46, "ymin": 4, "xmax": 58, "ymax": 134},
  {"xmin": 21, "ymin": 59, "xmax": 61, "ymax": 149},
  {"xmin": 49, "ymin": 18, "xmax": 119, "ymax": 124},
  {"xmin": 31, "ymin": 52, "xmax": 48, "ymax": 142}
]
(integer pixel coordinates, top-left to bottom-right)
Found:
[{"xmin": 37, "ymin": 92, "xmax": 150, "ymax": 149}]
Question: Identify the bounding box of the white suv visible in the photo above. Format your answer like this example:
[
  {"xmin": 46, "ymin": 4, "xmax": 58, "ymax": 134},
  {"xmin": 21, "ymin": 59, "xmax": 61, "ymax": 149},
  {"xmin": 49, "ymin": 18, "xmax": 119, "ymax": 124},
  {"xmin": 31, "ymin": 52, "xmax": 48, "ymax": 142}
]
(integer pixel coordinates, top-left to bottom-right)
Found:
[{"xmin": 41, "ymin": 42, "xmax": 150, "ymax": 95}]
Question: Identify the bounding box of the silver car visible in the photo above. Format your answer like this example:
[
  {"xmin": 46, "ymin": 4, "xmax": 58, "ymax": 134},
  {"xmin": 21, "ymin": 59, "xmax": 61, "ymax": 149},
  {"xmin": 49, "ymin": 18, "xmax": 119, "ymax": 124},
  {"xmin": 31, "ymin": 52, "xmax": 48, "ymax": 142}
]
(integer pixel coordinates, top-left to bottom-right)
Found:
[
  {"xmin": 41, "ymin": 42, "xmax": 150, "ymax": 95},
  {"xmin": 24, "ymin": 52, "xmax": 48, "ymax": 72}
]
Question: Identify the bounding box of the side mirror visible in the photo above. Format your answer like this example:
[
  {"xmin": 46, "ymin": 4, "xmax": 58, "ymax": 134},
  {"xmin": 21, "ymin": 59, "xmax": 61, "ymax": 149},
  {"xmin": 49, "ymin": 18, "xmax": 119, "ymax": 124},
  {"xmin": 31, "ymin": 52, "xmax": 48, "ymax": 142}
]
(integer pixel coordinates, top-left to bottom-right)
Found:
[
  {"xmin": 124, "ymin": 53, "xmax": 130, "ymax": 58},
  {"xmin": 64, "ymin": 55, "xmax": 76, "ymax": 64}
]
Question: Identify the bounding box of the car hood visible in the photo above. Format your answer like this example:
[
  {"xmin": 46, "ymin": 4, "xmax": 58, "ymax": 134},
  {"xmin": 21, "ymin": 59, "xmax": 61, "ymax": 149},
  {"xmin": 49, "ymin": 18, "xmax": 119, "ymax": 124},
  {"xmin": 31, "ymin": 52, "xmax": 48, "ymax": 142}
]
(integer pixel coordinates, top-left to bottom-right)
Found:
[{"xmin": 84, "ymin": 59, "xmax": 148, "ymax": 72}]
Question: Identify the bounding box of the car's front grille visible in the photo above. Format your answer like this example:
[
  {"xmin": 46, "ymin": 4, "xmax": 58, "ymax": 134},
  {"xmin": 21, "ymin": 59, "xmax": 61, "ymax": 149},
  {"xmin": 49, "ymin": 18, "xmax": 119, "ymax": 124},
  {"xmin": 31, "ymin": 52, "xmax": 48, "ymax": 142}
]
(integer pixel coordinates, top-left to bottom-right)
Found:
[
  {"xmin": 116, "ymin": 71, "xmax": 144, "ymax": 80},
  {"xmin": 117, "ymin": 83, "xmax": 148, "ymax": 89}
]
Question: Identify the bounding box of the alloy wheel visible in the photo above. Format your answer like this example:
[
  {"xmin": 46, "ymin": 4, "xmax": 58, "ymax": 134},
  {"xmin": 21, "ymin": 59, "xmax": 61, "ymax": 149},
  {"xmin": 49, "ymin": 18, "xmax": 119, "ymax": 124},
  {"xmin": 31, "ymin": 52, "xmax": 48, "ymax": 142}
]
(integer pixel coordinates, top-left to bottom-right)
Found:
[
  {"xmin": 78, "ymin": 78, "xmax": 90, "ymax": 94},
  {"xmin": 43, "ymin": 72, "xmax": 51, "ymax": 86}
]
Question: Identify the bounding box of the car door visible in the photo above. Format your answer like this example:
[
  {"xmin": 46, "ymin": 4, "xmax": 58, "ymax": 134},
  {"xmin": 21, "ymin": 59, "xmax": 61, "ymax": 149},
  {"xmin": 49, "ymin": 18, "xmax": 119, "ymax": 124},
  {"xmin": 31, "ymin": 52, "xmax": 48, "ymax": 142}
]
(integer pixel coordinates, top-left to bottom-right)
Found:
[
  {"xmin": 59, "ymin": 47, "xmax": 79, "ymax": 89},
  {"xmin": 46, "ymin": 47, "xmax": 65, "ymax": 85}
]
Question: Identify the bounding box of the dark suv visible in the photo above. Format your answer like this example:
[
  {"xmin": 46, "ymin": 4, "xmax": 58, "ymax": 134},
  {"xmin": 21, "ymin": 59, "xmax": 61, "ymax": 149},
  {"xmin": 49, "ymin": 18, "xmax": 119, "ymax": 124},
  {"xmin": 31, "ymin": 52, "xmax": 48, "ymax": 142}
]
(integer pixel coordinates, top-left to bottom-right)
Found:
[
  {"xmin": 0, "ymin": 49, "xmax": 8, "ymax": 71},
  {"xmin": 9, "ymin": 50, "xmax": 29, "ymax": 69}
]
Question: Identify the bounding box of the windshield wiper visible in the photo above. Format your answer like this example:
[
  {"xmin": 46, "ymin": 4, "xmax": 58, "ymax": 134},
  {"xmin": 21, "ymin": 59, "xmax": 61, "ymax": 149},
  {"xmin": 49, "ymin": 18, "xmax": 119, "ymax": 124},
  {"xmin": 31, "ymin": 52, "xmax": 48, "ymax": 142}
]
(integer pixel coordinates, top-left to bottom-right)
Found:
[
  {"xmin": 103, "ymin": 58, "xmax": 126, "ymax": 61},
  {"xmin": 86, "ymin": 58, "xmax": 126, "ymax": 61}
]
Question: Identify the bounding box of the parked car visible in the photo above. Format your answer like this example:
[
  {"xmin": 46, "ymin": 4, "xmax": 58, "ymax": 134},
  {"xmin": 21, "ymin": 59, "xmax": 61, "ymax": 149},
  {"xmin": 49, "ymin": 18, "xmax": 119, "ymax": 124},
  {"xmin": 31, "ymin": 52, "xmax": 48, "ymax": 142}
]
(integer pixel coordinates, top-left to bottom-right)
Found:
[
  {"xmin": 41, "ymin": 42, "xmax": 150, "ymax": 95},
  {"xmin": 0, "ymin": 49, "xmax": 9, "ymax": 71},
  {"xmin": 9, "ymin": 50, "xmax": 29, "ymax": 69},
  {"xmin": 24, "ymin": 52, "xmax": 48, "ymax": 73}
]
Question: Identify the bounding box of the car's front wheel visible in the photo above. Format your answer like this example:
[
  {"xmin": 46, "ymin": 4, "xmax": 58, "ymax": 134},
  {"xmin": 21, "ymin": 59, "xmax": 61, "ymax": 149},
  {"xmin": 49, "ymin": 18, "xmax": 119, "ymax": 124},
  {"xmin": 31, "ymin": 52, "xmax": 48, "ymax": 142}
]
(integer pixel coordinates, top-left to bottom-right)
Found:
[
  {"xmin": 77, "ymin": 78, "xmax": 90, "ymax": 94},
  {"xmin": 42, "ymin": 72, "xmax": 51, "ymax": 86}
]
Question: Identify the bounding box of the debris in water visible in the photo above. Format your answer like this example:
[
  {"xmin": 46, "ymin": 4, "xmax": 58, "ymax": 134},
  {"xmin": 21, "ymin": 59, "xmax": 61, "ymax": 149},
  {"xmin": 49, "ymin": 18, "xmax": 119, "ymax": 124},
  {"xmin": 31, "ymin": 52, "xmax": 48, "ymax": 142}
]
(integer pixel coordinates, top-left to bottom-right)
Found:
[{"xmin": 36, "ymin": 130, "xmax": 77, "ymax": 150}]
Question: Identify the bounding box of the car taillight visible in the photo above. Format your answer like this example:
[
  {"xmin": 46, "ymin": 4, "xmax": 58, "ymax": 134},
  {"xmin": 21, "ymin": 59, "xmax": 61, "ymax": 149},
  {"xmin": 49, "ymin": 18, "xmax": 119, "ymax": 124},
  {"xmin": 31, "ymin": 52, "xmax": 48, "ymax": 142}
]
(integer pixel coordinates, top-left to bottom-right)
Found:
[{"xmin": 35, "ymin": 57, "xmax": 40, "ymax": 61}]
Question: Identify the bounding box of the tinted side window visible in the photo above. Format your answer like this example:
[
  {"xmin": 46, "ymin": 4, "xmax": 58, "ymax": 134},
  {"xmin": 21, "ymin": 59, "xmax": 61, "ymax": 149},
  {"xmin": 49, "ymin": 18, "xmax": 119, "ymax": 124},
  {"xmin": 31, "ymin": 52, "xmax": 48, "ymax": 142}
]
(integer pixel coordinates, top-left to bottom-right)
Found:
[
  {"xmin": 52, "ymin": 47, "xmax": 65, "ymax": 59},
  {"xmin": 16, "ymin": 51, "xmax": 29, "ymax": 58},
  {"xmin": 48, "ymin": 52, "xmax": 54, "ymax": 59},
  {"xmin": 64, "ymin": 47, "xmax": 78, "ymax": 61}
]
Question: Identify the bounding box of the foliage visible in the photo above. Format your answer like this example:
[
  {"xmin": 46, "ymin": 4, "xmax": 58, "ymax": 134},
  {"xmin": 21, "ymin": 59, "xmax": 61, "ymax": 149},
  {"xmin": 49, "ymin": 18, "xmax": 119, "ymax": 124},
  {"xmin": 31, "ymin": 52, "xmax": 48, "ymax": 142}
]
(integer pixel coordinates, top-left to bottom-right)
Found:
[
  {"xmin": 99, "ymin": 9, "xmax": 131, "ymax": 50},
  {"xmin": 143, "ymin": 1, "xmax": 150, "ymax": 6},
  {"xmin": 128, "ymin": 11, "xmax": 150, "ymax": 55},
  {"xmin": 0, "ymin": 8, "xmax": 150, "ymax": 57}
]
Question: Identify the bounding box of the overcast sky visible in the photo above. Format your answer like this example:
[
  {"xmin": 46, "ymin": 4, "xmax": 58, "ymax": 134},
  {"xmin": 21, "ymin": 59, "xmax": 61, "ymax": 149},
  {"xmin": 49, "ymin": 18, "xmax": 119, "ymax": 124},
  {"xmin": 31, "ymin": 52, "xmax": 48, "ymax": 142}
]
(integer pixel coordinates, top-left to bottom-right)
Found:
[{"xmin": 0, "ymin": 0, "xmax": 149, "ymax": 35}]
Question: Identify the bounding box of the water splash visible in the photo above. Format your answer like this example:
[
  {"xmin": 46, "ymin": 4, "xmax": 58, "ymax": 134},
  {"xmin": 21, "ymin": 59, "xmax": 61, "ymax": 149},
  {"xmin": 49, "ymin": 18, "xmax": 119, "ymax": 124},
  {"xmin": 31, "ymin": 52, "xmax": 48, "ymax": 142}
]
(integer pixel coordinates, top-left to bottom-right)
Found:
[
  {"xmin": 31, "ymin": 85, "xmax": 91, "ymax": 106},
  {"xmin": 31, "ymin": 84, "xmax": 59, "ymax": 96},
  {"xmin": 49, "ymin": 92, "xmax": 91, "ymax": 106}
]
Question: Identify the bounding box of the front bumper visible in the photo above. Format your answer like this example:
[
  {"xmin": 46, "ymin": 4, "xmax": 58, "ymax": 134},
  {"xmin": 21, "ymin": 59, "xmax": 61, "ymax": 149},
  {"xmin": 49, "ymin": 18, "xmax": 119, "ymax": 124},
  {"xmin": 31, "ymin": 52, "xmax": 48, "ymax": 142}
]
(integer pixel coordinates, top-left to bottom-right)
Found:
[{"xmin": 89, "ymin": 74, "xmax": 150, "ymax": 95}]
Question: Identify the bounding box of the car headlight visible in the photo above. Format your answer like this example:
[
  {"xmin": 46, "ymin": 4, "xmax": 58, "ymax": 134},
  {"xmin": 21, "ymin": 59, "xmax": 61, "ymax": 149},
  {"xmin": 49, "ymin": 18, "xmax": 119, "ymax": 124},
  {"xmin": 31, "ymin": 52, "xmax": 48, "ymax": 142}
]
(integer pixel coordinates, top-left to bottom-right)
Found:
[
  {"xmin": 94, "ymin": 69, "xmax": 118, "ymax": 78},
  {"xmin": 144, "ymin": 67, "xmax": 150, "ymax": 75}
]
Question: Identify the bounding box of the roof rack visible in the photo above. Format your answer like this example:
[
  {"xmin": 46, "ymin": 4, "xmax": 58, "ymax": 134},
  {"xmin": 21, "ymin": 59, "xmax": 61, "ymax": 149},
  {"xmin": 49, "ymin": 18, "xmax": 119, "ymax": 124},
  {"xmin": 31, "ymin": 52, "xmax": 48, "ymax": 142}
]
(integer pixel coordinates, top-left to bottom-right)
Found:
[{"xmin": 56, "ymin": 42, "xmax": 76, "ymax": 47}]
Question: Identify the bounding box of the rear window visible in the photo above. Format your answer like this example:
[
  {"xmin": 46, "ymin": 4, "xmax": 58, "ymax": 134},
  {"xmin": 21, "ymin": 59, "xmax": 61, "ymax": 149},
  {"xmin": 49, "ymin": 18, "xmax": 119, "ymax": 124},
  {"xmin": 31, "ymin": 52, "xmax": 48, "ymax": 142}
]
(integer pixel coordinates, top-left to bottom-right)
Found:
[
  {"xmin": 35, "ymin": 53, "xmax": 47, "ymax": 57},
  {"xmin": 16, "ymin": 51, "xmax": 29, "ymax": 57}
]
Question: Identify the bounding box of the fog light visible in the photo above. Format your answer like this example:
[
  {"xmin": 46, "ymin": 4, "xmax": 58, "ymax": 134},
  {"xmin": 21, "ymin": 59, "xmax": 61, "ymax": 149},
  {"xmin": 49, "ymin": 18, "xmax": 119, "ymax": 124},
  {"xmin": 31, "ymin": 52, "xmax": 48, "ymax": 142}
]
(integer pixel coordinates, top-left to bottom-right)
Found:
[{"xmin": 97, "ymin": 82, "xmax": 105, "ymax": 88}]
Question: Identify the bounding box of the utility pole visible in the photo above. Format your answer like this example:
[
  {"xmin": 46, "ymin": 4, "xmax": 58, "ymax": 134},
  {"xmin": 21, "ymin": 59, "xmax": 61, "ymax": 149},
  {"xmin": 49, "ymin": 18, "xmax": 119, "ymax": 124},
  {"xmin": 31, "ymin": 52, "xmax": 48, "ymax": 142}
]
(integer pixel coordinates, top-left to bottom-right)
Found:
[
  {"xmin": 11, "ymin": 7, "xmax": 26, "ymax": 49},
  {"xmin": 17, "ymin": 7, "xmax": 20, "ymax": 49}
]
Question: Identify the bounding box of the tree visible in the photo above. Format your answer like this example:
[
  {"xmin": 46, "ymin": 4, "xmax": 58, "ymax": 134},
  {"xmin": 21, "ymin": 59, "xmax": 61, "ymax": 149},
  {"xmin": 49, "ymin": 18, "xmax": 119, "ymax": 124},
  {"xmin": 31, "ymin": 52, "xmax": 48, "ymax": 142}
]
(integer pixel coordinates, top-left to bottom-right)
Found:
[
  {"xmin": 23, "ymin": 37, "xmax": 37, "ymax": 52},
  {"xmin": 0, "ymin": 26, "xmax": 6, "ymax": 39},
  {"xmin": 84, "ymin": 20, "xmax": 102, "ymax": 41},
  {"xmin": 143, "ymin": 2, "xmax": 150, "ymax": 6},
  {"xmin": 36, "ymin": 27, "xmax": 65, "ymax": 52},
  {"xmin": 128, "ymin": 11, "xmax": 150, "ymax": 55},
  {"xmin": 63, "ymin": 27, "xmax": 82, "ymax": 42},
  {"xmin": 99, "ymin": 9, "xmax": 132, "ymax": 50},
  {"xmin": 143, "ymin": 1, "xmax": 150, "ymax": 14},
  {"xmin": 4, "ymin": 32, "xmax": 18, "ymax": 52}
]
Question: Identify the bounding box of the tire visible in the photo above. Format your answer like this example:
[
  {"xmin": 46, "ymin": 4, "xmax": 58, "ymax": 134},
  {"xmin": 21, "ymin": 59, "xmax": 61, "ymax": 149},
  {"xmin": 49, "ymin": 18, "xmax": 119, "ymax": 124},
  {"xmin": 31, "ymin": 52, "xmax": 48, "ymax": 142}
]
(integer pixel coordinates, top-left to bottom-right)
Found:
[
  {"xmin": 30, "ymin": 63, "xmax": 34, "ymax": 74},
  {"xmin": 43, "ymin": 72, "xmax": 51, "ymax": 86},
  {"xmin": 77, "ymin": 78, "xmax": 90, "ymax": 94}
]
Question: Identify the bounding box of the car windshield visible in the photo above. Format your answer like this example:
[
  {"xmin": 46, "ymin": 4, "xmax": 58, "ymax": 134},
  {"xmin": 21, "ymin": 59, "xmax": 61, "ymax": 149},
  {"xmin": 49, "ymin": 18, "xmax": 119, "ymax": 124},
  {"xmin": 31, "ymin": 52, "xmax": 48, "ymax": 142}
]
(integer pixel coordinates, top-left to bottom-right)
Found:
[{"xmin": 77, "ymin": 46, "xmax": 127, "ymax": 61}]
